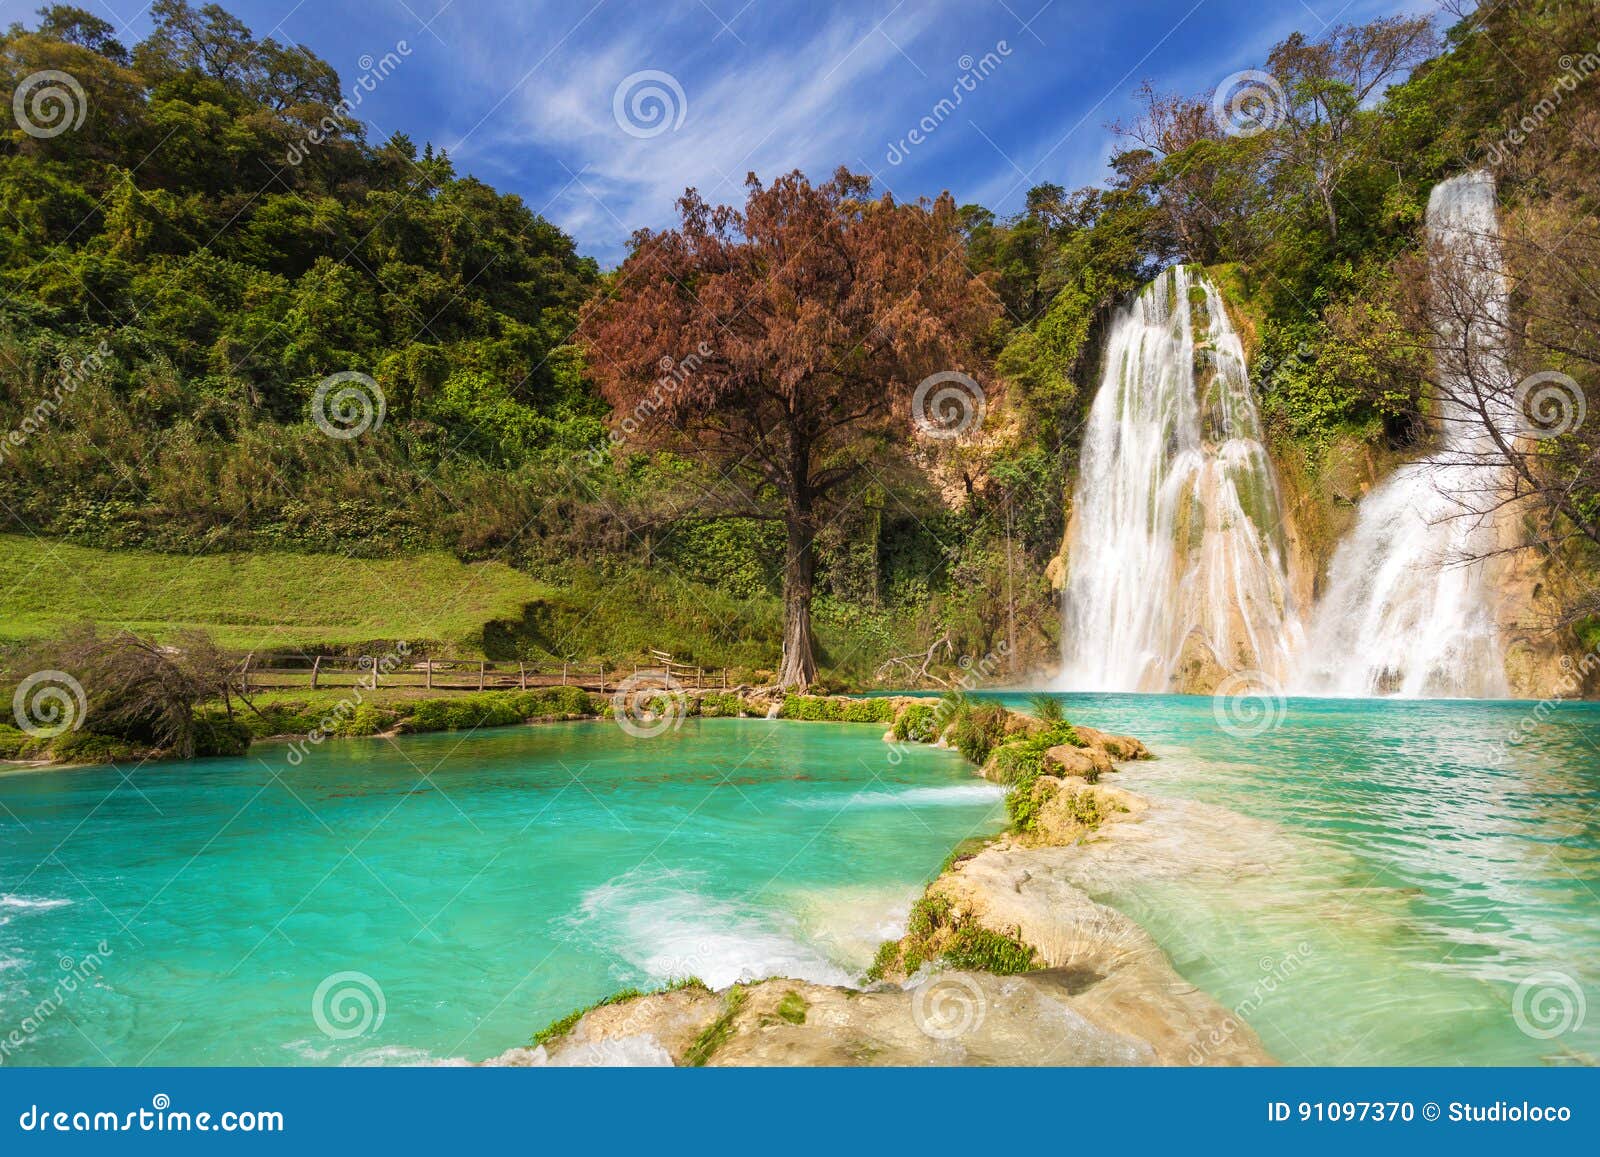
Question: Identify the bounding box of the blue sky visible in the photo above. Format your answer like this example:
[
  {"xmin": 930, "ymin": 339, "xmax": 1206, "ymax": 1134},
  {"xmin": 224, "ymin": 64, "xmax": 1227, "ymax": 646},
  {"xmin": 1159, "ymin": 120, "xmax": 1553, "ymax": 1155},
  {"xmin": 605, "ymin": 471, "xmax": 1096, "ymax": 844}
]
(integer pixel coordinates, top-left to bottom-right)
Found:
[{"xmin": 6, "ymin": 0, "xmax": 1439, "ymax": 263}]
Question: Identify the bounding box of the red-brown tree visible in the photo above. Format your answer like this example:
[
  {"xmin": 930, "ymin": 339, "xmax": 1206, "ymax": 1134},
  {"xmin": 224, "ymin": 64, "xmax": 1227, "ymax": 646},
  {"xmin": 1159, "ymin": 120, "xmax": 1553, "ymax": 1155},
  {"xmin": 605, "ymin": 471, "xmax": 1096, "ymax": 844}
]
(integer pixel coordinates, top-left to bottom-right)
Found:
[{"xmin": 583, "ymin": 168, "xmax": 999, "ymax": 688}]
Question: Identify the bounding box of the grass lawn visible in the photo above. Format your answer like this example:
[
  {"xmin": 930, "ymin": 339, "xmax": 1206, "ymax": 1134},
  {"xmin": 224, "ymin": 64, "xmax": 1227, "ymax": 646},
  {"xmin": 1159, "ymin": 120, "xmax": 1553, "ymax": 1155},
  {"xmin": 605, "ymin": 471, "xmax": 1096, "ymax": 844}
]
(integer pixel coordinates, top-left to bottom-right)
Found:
[{"xmin": 0, "ymin": 534, "xmax": 551, "ymax": 652}]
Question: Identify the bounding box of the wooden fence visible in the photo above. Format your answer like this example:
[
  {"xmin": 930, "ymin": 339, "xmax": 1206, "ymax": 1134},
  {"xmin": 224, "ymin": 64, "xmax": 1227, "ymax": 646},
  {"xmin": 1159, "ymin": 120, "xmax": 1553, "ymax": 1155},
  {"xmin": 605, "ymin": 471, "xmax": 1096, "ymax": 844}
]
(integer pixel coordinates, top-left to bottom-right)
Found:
[{"xmin": 234, "ymin": 651, "xmax": 731, "ymax": 695}]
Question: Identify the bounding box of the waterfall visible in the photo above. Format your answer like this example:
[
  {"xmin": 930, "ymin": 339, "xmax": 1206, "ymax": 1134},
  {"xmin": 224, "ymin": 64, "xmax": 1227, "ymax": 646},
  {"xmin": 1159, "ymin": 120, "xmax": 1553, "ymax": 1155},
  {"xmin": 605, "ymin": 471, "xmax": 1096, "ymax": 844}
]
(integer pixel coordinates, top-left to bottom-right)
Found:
[
  {"xmin": 1057, "ymin": 266, "xmax": 1302, "ymax": 693},
  {"xmin": 1292, "ymin": 171, "xmax": 1510, "ymax": 698}
]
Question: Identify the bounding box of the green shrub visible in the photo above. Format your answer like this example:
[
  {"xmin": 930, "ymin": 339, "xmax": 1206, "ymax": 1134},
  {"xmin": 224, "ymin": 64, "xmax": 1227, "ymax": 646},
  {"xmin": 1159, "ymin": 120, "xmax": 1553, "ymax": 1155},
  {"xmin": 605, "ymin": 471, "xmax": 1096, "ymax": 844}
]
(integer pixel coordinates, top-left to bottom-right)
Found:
[
  {"xmin": 987, "ymin": 720, "xmax": 1082, "ymax": 785},
  {"xmin": 840, "ymin": 697, "xmax": 895, "ymax": 723},
  {"xmin": 695, "ymin": 692, "xmax": 747, "ymax": 717},
  {"xmin": 683, "ymin": 986, "xmax": 748, "ymax": 1067},
  {"xmin": 777, "ymin": 695, "xmax": 840, "ymax": 720},
  {"xmin": 0, "ymin": 723, "xmax": 33, "ymax": 759},
  {"xmin": 193, "ymin": 714, "xmax": 253, "ymax": 757},
  {"xmin": 332, "ymin": 703, "xmax": 385, "ymax": 738},
  {"xmin": 49, "ymin": 731, "xmax": 141, "ymax": 764},
  {"xmin": 865, "ymin": 940, "xmax": 901, "ymax": 982},
  {"xmin": 777, "ymin": 695, "xmax": 894, "ymax": 723},
  {"xmin": 906, "ymin": 893, "xmax": 952, "ymax": 938},
  {"xmin": 949, "ymin": 704, "xmax": 1011, "ymax": 765},
  {"xmin": 942, "ymin": 924, "xmax": 1039, "ymax": 974},
  {"xmin": 402, "ymin": 688, "xmax": 599, "ymax": 733},
  {"xmin": 891, "ymin": 889, "xmax": 1039, "ymax": 978},
  {"xmin": 1027, "ymin": 693, "xmax": 1064, "ymax": 723},
  {"xmin": 893, "ymin": 702, "xmax": 938, "ymax": 741},
  {"xmin": 1006, "ymin": 777, "xmax": 1049, "ymax": 832}
]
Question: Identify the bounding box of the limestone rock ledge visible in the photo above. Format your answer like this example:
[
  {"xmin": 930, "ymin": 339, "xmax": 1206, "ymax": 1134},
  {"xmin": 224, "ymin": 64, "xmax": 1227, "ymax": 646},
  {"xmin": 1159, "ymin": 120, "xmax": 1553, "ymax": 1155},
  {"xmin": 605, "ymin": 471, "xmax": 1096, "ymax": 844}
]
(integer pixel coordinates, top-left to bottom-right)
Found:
[{"xmin": 484, "ymin": 774, "xmax": 1269, "ymax": 1067}]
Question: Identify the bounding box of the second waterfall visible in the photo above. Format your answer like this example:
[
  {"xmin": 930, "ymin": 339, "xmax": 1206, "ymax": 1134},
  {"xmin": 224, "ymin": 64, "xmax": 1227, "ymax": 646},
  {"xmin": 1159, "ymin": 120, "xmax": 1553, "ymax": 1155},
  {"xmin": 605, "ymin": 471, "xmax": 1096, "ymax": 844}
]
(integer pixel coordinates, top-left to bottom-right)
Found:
[{"xmin": 1057, "ymin": 266, "xmax": 1301, "ymax": 693}]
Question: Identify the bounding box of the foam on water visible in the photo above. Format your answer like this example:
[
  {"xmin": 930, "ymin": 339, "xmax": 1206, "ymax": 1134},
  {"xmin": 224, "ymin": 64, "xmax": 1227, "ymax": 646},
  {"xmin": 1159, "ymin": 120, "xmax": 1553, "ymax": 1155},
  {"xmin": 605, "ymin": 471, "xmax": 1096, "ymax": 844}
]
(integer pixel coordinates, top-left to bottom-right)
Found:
[
  {"xmin": 785, "ymin": 783, "xmax": 1005, "ymax": 809},
  {"xmin": 567, "ymin": 869, "xmax": 857, "ymax": 989},
  {"xmin": 0, "ymin": 721, "xmax": 997, "ymax": 1066}
]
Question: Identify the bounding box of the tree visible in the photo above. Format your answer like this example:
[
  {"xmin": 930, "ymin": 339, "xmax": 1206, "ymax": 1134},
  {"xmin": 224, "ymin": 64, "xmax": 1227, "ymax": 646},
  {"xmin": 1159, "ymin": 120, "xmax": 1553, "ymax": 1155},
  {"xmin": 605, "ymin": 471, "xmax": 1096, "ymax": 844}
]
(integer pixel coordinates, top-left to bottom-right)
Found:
[
  {"xmin": 583, "ymin": 168, "xmax": 999, "ymax": 687},
  {"xmin": 1266, "ymin": 16, "xmax": 1437, "ymax": 241}
]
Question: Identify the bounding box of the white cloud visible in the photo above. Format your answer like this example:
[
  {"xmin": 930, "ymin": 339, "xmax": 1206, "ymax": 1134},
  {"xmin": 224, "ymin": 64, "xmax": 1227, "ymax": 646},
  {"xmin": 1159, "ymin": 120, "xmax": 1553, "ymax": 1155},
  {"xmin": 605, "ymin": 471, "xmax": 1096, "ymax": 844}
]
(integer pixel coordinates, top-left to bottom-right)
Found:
[{"xmin": 443, "ymin": 2, "xmax": 946, "ymax": 256}]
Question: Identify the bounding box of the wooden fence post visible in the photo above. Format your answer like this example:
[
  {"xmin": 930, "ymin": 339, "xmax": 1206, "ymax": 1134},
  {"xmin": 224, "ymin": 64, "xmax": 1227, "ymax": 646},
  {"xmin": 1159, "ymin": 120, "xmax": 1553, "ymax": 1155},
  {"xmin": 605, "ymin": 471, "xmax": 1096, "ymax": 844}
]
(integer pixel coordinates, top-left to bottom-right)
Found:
[
  {"xmin": 425, "ymin": 659, "xmax": 433, "ymax": 690},
  {"xmin": 519, "ymin": 662, "xmax": 527, "ymax": 690},
  {"xmin": 561, "ymin": 662, "xmax": 568, "ymax": 686},
  {"xmin": 310, "ymin": 655, "xmax": 321, "ymax": 690},
  {"xmin": 478, "ymin": 660, "xmax": 486, "ymax": 691}
]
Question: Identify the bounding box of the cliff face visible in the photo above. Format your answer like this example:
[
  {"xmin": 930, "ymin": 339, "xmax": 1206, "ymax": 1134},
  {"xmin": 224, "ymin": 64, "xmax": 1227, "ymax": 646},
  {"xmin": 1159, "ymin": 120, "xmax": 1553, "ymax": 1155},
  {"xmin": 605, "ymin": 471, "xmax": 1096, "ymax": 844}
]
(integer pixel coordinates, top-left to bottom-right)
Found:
[{"xmin": 1268, "ymin": 437, "xmax": 1598, "ymax": 700}]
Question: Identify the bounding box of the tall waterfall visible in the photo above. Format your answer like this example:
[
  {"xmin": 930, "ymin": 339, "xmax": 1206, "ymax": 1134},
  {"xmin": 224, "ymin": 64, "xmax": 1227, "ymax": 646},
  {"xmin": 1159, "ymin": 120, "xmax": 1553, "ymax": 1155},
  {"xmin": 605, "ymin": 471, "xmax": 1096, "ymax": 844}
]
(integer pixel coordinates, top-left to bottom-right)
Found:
[
  {"xmin": 1292, "ymin": 171, "xmax": 1510, "ymax": 698},
  {"xmin": 1057, "ymin": 266, "xmax": 1301, "ymax": 693}
]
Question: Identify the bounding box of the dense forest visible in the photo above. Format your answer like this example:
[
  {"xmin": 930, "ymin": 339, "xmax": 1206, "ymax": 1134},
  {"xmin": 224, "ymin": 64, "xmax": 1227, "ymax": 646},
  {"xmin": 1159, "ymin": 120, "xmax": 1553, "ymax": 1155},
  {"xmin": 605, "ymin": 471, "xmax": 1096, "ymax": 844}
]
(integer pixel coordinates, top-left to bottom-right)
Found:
[{"xmin": 2, "ymin": 0, "xmax": 1597, "ymax": 688}]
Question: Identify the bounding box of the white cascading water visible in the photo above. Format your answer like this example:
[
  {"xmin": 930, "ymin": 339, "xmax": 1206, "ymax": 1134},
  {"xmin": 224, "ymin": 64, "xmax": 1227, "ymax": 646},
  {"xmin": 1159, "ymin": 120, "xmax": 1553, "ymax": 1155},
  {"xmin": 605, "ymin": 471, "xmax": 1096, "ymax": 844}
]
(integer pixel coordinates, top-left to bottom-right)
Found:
[
  {"xmin": 1057, "ymin": 265, "xmax": 1302, "ymax": 693},
  {"xmin": 1292, "ymin": 170, "xmax": 1510, "ymax": 698}
]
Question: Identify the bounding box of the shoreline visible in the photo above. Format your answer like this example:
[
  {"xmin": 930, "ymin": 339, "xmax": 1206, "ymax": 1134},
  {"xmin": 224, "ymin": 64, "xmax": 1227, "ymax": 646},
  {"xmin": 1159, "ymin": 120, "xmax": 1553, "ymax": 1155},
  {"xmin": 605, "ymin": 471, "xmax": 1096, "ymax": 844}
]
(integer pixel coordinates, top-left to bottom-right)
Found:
[{"xmin": 489, "ymin": 700, "xmax": 1272, "ymax": 1067}]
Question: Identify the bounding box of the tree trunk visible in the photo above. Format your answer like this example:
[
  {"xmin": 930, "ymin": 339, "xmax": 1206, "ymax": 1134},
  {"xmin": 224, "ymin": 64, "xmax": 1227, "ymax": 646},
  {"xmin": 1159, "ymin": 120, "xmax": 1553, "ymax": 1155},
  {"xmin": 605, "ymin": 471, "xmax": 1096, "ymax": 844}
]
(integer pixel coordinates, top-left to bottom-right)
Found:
[{"xmin": 777, "ymin": 510, "xmax": 818, "ymax": 690}]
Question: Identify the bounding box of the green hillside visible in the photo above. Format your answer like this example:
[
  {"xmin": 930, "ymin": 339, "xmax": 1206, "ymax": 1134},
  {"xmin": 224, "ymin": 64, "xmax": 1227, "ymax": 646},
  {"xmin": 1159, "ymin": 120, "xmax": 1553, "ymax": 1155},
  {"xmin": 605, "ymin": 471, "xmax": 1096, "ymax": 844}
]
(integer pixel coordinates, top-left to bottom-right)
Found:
[{"xmin": 0, "ymin": 534, "xmax": 549, "ymax": 651}]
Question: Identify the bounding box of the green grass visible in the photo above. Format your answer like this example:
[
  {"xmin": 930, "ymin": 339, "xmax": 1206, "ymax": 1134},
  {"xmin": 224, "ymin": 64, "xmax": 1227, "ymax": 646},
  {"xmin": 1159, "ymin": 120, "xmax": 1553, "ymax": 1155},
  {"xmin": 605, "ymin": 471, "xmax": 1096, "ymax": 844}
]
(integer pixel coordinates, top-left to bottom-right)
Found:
[
  {"xmin": 683, "ymin": 986, "xmax": 748, "ymax": 1067},
  {"xmin": 0, "ymin": 536, "xmax": 912, "ymax": 684},
  {"xmin": 775, "ymin": 990, "xmax": 808, "ymax": 1025},
  {"xmin": 0, "ymin": 535, "xmax": 551, "ymax": 651}
]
